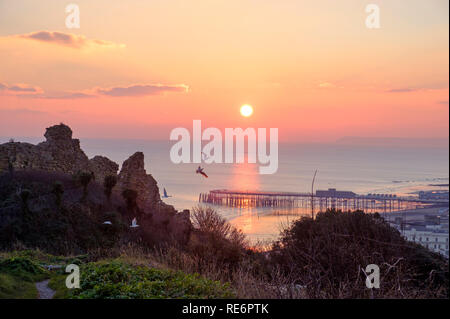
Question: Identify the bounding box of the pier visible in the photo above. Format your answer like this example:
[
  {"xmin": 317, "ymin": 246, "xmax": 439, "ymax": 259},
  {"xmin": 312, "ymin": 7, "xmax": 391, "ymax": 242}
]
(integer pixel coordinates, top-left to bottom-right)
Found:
[{"xmin": 198, "ymin": 188, "xmax": 441, "ymax": 213}]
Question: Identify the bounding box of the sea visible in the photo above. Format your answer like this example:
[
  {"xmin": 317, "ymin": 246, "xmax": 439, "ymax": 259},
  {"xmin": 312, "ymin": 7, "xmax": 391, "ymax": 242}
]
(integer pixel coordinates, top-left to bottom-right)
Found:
[{"xmin": 2, "ymin": 137, "xmax": 449, "ymax": 244}]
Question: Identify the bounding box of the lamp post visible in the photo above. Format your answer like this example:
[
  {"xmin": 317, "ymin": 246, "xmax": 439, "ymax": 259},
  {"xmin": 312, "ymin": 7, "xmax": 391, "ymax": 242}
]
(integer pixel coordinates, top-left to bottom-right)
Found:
[{"xmin": 311, "ymin": 170, "xmax": 318, "ymax": 219}]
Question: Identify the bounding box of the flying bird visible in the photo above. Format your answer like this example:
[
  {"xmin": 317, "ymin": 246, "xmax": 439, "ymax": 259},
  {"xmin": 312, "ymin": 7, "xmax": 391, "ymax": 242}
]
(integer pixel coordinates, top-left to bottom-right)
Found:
[
  {"xmin": 196, "ymin": 166, "xmax": 208, "ymax": 178},
  {"xmin": 162, "ymin": 188, "xmax": 172, "ymax": 198},
  {"xmin": 130, "ymin": 217, "xmax": 139, "ymax": 228},
  {"xmin": 201, "ymin": 152, "xmax": 210, "ymax": 162},
  {"xmin": 103, "ymin": 221, "xmax": 112, "ymax": 225}
]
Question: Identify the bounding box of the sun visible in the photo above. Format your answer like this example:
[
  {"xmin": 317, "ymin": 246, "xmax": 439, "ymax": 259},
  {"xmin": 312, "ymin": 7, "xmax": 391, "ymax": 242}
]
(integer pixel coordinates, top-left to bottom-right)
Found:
[{"xmin": 240, "ymin": 104, "xmax": 253, "ymax": 117}]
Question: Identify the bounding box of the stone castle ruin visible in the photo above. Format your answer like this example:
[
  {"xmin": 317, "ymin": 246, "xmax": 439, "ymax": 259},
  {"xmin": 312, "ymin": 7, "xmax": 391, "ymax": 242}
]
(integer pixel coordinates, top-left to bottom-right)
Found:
[{"xmin": 0, "ymin": 123, "xmax": 191, "ymax": 244}]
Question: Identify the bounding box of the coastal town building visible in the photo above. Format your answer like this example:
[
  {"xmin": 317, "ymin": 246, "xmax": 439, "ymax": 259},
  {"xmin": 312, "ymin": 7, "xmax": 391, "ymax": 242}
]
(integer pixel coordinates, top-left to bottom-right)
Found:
[
  {"xmin": 419, "ymin": 190, "xmax": 449, "ymax": 201},
  {"xmin": 403, "ymin": 225, "xmax": 449, "ymax": 258},
  {"xmin": 391, "ymin": 210, "xmax": 449, "ymax": 259},
  {"xmin": 315, "ymin": 188, "xmax": 356, "ymax": 198}
]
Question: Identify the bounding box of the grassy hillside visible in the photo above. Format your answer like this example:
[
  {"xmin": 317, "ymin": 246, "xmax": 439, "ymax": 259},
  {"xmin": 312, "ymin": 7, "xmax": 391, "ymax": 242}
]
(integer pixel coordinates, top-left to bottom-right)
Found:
[
  {"xmin": 0, "ymin": 252, "xmax": 49, "ymax": 298},
  {"xmin": 0, "ymin": 170, "xmax": 448, "ymax": 300},
  {"xmin": 0, "ymin": 249, "xmax": 234, "ymax": 299}
]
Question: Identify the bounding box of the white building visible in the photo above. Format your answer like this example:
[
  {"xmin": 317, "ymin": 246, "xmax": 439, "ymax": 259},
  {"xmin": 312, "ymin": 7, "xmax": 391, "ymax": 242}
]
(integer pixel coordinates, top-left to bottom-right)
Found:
[{"xmin": 403, "ymin": 225, "xmax": 449, "ymax": 258}]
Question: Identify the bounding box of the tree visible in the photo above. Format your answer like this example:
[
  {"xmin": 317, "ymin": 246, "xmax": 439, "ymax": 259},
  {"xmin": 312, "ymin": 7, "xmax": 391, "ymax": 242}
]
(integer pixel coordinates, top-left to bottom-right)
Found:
[
  {"xmin": 78, "ymin": 171, "xmax": 94, "ymax": 201},
  {"xmin": 7, "ymin": 157, "xmax": 15, "ymax": 176},
  {"xmin": 19, "ymin": 189, "xmax": 31, "ymax": 214},
  {"xmin": 122, "ymin": 189, "xmax": 138, "ymax": 215},
  {"xmin": 52, "ymin": 181, "xmax": 64, "ymax": 208},
  {"xmin": 103, "ymin": 175, "xmax": 117, "ymax": 202}
]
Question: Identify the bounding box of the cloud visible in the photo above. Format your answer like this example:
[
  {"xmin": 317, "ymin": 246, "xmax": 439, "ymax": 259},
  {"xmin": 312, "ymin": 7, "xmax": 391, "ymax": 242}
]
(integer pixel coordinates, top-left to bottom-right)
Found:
[
  {"xmin": 437, "ymin": 100, "xmax": 449, "ymax": 106},
  {"xmin": 1, "ymin": 82, "xmax": 93, "ymax": 99},
  {"xmin": 97, "ymin": 84, "xmax": 189, "ymax": 97},
  {"xmin": 35, "ymin": 84, "xmax": 189, "ymax": 99},
  {"xmin": 7, "ymin": 85, "xmax": 39, "ymax": 92},
  {"xmin": 0, "ymin": 108, "xmax": 47, "ymax": 115},
  {"xmin": 386, "ymin": 88, "xmax": 418, "ymax": 93},
  {"xmin": 318, "ymin": 82, "xmax": 336, "ymax": 88},
  {"xmin": 35, "ymin": 92, "xmax": 97, "ymax": 99},
  {"xmin": 2, "ymin": 81, "xmax": 189, "ymax": 99},
  {"xmin": 0, "ymin": 82, "xmax": 43, "ymax": 95},
  {"xmin": 387, "ymin": 84, "xmax": 449, "ymax": 93},
  {"xmin": 15, "ymin": 31, "xmax": 125, "ymax": 49}
]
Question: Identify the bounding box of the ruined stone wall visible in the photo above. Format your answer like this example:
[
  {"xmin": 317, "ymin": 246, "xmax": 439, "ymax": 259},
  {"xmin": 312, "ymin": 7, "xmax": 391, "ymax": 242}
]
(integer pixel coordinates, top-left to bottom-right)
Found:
[
  {"xmin": 90, "ymin": 156, "xmax": 119, "ymax": 185},
  {"xmin": 0, "ymin": 123, "xmax": 117, "ymax": 180},
  {"xmin": 0, "ymin": 123, "xmax": 191, "ymax": 244},
  {"xmin": 117, "ymin": 152, "xmax": 161, "ymax": 211}
]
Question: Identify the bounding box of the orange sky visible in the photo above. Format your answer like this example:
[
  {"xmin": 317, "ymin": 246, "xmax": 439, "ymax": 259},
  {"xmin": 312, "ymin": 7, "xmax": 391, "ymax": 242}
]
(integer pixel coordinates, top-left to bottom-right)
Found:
[{"xmin": 0, "ymin": 0, "xmax": 448, "ymax": 142}]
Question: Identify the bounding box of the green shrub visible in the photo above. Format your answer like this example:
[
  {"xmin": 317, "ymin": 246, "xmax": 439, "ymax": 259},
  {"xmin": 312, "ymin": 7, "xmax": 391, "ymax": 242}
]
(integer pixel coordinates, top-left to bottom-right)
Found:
[
  {"xmin": 69, "ymin": 260, "xmax": 234, "ymax": 299},
  {"xmin": 0, "ymin": 256, "xmax": 47, "ymax": 282},
  {"xmin": 0, "ymin": 273, "xmax": 38, "ymax": 299}
]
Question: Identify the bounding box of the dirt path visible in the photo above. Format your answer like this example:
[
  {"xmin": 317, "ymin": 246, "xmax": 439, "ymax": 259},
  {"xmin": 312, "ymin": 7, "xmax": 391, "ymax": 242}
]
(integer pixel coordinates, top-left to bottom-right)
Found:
[{"xmin": 36, "ymin": 279, "xmax": 56, "ymax": 299}]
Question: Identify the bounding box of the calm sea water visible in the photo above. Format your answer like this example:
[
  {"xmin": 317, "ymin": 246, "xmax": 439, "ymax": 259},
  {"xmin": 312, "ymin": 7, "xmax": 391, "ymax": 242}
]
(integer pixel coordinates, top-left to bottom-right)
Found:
[{"xmin": 3, "ymin": 137, "xmax": 449, "ymax": 243}]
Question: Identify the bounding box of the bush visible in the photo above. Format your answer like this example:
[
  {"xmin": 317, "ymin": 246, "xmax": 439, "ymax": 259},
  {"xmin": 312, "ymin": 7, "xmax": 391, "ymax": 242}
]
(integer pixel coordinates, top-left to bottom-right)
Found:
[
  {"xmin": 19, "ymin": 189, "xmax": 31, "ymax": 211},
  {"xmin": 52, "ymin": 182, "xmax": 64, "ymax": 207},
  {"xmin": 103, "ymin": 175, "xmax": 117, "ymax": 202},
  {"xmin": 192, "ymin": 206, "xmax": 246, "ymax": 248},
  {"xmin": 75, "ymin": 171, "xmax": 94, "ymax": 201},
  {"xmin": 189, "ymin": 206, "xmax": 248, "ymax": 269},
  {"xmin": 122, "ymin": 189, "xmax": 138, "ymax": 215},
  {"xmin": 271, "ymin": 209, "xmax": 449, "ymax": 298},
  {"xmin": 68, "ymin": 260, "xmax": 234, "ymax": 299},
  {"xmin": 0, "ymin": 273, "xmax": 38, "ymax": 299},
  {"xmin": 0, "ymin": 256, "xmax": 47, "ymax": 282}
]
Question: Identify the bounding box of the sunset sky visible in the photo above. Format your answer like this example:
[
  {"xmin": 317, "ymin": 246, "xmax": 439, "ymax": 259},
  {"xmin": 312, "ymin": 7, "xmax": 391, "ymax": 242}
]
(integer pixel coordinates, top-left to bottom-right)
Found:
[{"xmin": 0, "ymin": 0, "xmax": 448, "ymax": 142}]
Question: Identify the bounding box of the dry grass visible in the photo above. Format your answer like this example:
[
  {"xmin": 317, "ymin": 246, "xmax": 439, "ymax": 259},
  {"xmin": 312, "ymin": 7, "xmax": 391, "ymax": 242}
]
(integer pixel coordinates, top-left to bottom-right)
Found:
[
  {"xmin": 270, "ymin": 209, "xmax": 449, "ymax": 299},
  {"xmin": 108, "ymin": 206, "xmax": 309, "ymax": 298},
  {"xmin": 113, "ymin": 208, "xmax": 448, "ymax": 299},
  {"xmin": 113, "ymin": 242, "xmax": 303, "ymax": 299}
]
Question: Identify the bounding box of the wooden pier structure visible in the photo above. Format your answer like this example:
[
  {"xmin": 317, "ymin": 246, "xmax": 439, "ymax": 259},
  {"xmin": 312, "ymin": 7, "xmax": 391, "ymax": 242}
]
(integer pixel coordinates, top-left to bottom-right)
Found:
[{"xmin": 199, "ymin": 189, "xmax": 431, "ymax": 213}]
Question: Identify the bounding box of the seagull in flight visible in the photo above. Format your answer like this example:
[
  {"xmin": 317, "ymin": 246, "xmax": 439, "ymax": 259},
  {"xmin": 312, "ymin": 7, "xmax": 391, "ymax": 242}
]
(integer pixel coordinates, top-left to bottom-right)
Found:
[
  {"xmin": 196, "ymin": 166, "xmax": 208, "ymax": 178},
  {"xmin": 201, "ymin": 152, "xmax": 210, "ymax": 162},
  {"xmin": 130, "ymin": 217, "xmax": 139, "ymax": 228}
]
